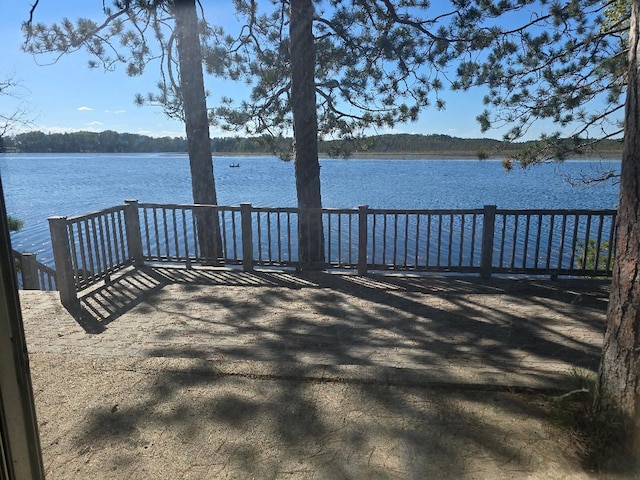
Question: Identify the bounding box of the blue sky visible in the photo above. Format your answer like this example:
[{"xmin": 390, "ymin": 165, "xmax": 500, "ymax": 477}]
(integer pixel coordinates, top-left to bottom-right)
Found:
[{"xmin": 1, "ymin": 1, "xmax": 583, "ymax": 140}]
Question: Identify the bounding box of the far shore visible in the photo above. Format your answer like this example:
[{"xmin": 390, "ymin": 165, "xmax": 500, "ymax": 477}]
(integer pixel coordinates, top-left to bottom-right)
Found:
[
  {"xmin": 211, "ymin": 151, "xmax": 623, "ymax": 161},
  {"xmin": 3, "ymin": 150, "xmax": 623, "ymax": 160}
]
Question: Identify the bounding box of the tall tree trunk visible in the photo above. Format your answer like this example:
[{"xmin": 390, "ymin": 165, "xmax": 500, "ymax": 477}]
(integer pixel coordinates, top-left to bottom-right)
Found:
[
  {"xmin": 598, "ymin": 0, "xmax": 640, "ymax": 458},
  {"xmin": 173, "ymin": 0, "xmax": 221, "ymax": 261},
  {"xmin": 290, "ymin": 0, "xmax": 325, "ymax": 269}
]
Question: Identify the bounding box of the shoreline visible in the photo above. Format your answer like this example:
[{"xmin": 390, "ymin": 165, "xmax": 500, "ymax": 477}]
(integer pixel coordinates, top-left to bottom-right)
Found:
[
  {"xmin": 2, "ymin": 151, "xmax": 623, "ymax": 161},
  {"xmin": 213, "ymin": 151, "xmax": 623, "ymax": 161}
]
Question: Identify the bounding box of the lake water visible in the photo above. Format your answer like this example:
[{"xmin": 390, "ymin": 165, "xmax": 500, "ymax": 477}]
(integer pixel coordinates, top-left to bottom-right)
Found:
[{"xmin": 0, "ymin": 153, "xmax": 620, "ymax": 265}]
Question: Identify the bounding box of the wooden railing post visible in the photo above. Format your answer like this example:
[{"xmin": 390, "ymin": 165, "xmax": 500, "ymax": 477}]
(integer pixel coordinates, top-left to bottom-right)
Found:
[
  {"xmin": 240, "ymin": 203, "xmax": 254, "ymax": 272},
  {"xmin": 480, "ymin": 205, "xmax": 497, "ymax": 279},
  {"xmin": 48, "ymin": 216, "xmax": 78, "ymax": 309},
  {"xmin": 358, "ymin": 205, "xmax": 369, "ymax": 275},
  {"xmin": 124, "ymin": 200, "xmax": 144, "ymax": 266},
  {"xmin": 20, "ymin": 253, "xmax": 39, "ymax": 290}
]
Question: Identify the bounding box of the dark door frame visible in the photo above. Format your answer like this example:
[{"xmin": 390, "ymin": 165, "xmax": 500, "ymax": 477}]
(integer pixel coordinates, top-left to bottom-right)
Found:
[{"xmin": 0, "ymin": 177, "xmax": 45, "ymax": 479}]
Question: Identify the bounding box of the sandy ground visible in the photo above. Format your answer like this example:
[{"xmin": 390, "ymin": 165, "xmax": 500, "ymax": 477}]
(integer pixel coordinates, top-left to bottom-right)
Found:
[
  {"xmin": 30, "ymin": 353, "xmax": 599, "ymax": 480},
  {"xmin": 20, "ymin": 268, "xmax": 636, "ymax": 479}
]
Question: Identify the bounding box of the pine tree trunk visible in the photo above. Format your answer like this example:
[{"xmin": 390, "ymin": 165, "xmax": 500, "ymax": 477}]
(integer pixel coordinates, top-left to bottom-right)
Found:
[
  {"xmin": 598, "ymin": 0, "xmax": 640, "ymax": 457},
  {"xmin": 290, "ymin": 0, "xmax": 325, "ymax": 269},
  {"xmin": 173, "ymin": 0, "xmax": 221, "ymax": 261}
]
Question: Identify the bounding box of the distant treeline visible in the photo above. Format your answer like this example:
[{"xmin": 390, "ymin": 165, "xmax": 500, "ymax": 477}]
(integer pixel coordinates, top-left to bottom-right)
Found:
[{"xmin": 1, "ymin": 130, "xmax": 624, "ymax": 157}]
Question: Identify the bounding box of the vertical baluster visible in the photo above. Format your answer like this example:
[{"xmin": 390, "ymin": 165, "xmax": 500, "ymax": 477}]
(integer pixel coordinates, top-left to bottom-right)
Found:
[
  {"xmin": 257, "ymin": 211, "xmax": 263, "ymax": 262},
  {"xmin": 161, "ymin": 208, "xmax": 169, "ymax": 259},
  {"xmin": 594, "ymin": 214, "xmax": 604, "ymax": 273},
  {"xmin": 581, "ymin": 214, "xmax": 593, "ymax": 272},
  {"xmin": 105, "ymin": 212, "xmax": 114, "ymax": 268},
  {"xmin": 415, "ymin": 214, "xmax": 421, "ymax": 268},
  {"xmin": 347, "ymin": 212, "xmax": 350, "ymax": 265},
  {"xmin": 190, "ymin": 208, "xmax": 199, "ymax": 260},
  {"xmin": 142, "ymin": 208, "xmax": 151, "ymax": 259},
  {"xmin": 436, "ymin": 214, "xmax": 443, "ymax": 268},
  {"xmin": 219, "ymin": 208, "xmax": 228, "ymax": 261},
  {"xmin": 498, "ymin": 214, "xmax": 507, "ymax": 268},
  {"xmin": 287, "ymin": 212, "xmax": 292, "ymax": 262},
  {"xmin": 263, "ymin": 211, "xmax": 270, "ymax": 262},
  {"xmin": 327, "ymin": 212, "xmax": 332, "ymax": 264},
  {"xmin": 403, "ymin": 213, "xmax": 409, "ymax": 268},
  {"xmin": 151, "ymin": 208, "xmax": 160, "ymax": 259},
  {"xmin": 480, "ymin": 206, "xmax": 496, "ymax": 278},
  {"xmin": 110, "ymin": 211, "xmax": 120, "ymax": 265},
  {"xmin": 240, "ymin": 203, "xmax": 253, "ymax": 271},
  {"xmin": 372, "ymin": 214, "xmax": 378, "ymax": 265},
  {"xmin": 606, "ymin": 212, "xmax": 616, "ymax": 273},
  {"xmin": 458, "ymin": 214, "xmax": 465, "ymax": 267},
  {"xmin": 469, "ymin": 213, "xmax": 477, "ymax": 267},
  {"xmin": 426, "ymin": 213, "xmax": 432, "ymax": 267},
  {"xmin": 391, "ymin": 214, "xmax": 397, "ymax": 266},
  {"xmin": 277, "ymin": 212, "xmax": 283, "ymax": 262},
  {"xmin": 172, "ymin": 208, "xmax": 179, "ymax": 261},
  {"xmin": 69, "ymin": 222, "xmax": 81, "ymax": 284},
  {"xmin": 231, "ymin": 210, "xmax": 238, "ymax": 261},
  {"xmin": 75, "ymin": 222, "xmax": 89, "ymax": 282},
  {"xmin": 522, "ymin": 214, "xmax": 531, "ymax": 269},
  {"xmin": 534, "ymin": 214, "xmax": 543, "ymax": 269},
  {"xmin": 181, "ymin": 208, "xmax": 191, "ymax": 267},
  {"xmin": 558, "ymin": 214, "xmax": 568, "ymax": 270},
  {"xmin": 509, "ymin": 214, "xmax": 518, "ymax": 269},
  {"xmin": 545, "ymin": 214, "xmax": 555, "ymax": 271},
  {"xmin": 569, "ymin": 214, "xmax": 580, "ymax": 270},
  {"xmin": 338, "ymin": 213, "xmax": 344, "ymax": 266},
  {"xmin": 114, "ymin": 210, "xmax": 122, "ymax": 266},
  {"xmin": 97, "ymin": 215, "xmax": 108, "ymax": 274},
  {"xmin": 87, "ymin": 218, "xmax": 98, "ymax": 281},
  {"xmin": 447, "ymin": 213, "xmax": 454, "ymax": 267},
  {"xmin": 357, "ymin": 206, "xmax": 368, "ymax": 274}
]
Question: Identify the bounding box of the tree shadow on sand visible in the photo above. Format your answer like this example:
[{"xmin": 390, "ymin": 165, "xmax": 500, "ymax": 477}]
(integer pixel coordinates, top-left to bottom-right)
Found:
[
  {"xmin": 48, "ymin": 357, "xmax": 592, "ymax": 479},
  {"xmin": 42, "ymin": 266, "xmax": 617, "ymax": 477}
]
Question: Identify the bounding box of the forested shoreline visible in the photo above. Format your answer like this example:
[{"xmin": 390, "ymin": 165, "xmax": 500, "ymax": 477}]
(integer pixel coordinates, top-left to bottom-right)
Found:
[{"xmin": 0, "ymin": 130, "xmax": 624, "ymax": 158}]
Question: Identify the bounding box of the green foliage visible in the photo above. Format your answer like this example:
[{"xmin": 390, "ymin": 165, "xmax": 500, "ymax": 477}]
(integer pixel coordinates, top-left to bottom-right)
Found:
[
  {"xmin": 11, "ymin": 130, "xmax": 187, "ymax": 153},
  {"xmin": 22, "ymin": 1, "xmax": 232, "ymax": 122},
  {"xmin": 451, "ymin": 0, "xmax": 628, "ymax": 167},
  {"xmin": 8, "ymin": 215, "xmax": 23, "ymax": 232},
  {"xmin": 575, "ymin": 239, "xmax": 613, "ymax": 272},
  {"xmin": 211, "ymin": 1, "xmax": 460, "ymax": 155},
  {"xmin": 7, "ymin": 130, "xmax": 625, "ymax": 157}
]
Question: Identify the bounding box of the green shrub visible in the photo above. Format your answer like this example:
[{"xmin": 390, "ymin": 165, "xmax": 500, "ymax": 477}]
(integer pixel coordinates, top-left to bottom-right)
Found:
[{"xmin": 8, "ymin": 215, "xmax": 24, "ymax": 232}]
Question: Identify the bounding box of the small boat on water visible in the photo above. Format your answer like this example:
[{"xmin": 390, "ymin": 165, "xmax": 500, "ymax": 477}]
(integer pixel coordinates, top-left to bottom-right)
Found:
[{"xmin": 229, "ymin": 163, "xmax": 240, "ymax": 168}]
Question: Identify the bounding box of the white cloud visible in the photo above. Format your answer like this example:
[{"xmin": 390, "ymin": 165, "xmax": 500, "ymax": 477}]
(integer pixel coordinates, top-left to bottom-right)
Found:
[
  {"xmin": 87, "ymin": 121, "xmax": 104, "ymax": 126},
  {"xmin": 136, "ymin": 128, "xmax": 185, "ymax": 138},
  {"xmin": 36, "ymin": 125, "xmax": 83, "ymax": 134},
  {"xmin": 77, "ymin": 106, "xmax": 93, "ymax": 111},
  {"xmin": 104, "ymin": 109, "xmax": 126, "ymax": 114}
]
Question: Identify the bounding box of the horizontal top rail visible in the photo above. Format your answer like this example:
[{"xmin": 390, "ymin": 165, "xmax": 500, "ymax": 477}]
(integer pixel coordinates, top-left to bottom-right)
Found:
[
  {"xmin": 137, "ymin": 201, "xmax": 241, "ymax": 211},
  {"xmin": 495, "ymin": 208, "xmax": 617, "ymax": 215},
  {"xmin": 368, "ymin": 207, "xmax": 485, "ymax": 215},
  {"xmin": 63, "ymin": 204, "xmax": 128, "ymax": 222}
]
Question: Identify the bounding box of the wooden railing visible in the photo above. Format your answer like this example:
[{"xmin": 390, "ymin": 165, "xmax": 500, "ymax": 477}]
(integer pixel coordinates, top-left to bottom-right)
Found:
[
  {"xmin": 11, "ymin": 250, "xmax": 57, "ymax": 291},
  {"xmin": 49, "ymin": 201, "xmax": 617, "ymax": 308},
  {"xmin": 48, "ymin": 202, "xmax": 140, "ymax": 306}
]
